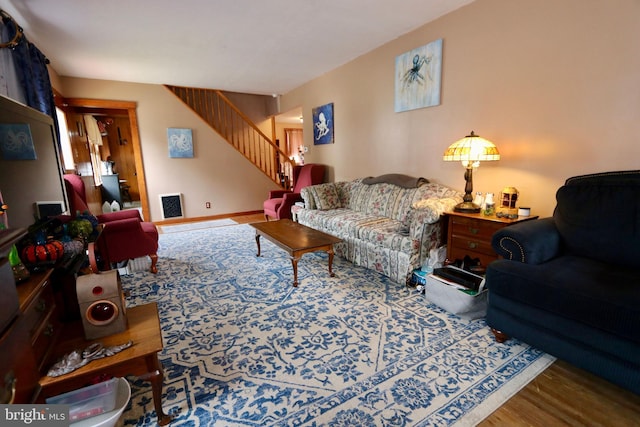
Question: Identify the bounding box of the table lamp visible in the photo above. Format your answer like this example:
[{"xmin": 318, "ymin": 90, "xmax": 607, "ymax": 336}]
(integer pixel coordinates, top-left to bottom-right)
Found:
[{"xmin": 443, "ymin": 131, "xmax": 500, "ymax": 213}]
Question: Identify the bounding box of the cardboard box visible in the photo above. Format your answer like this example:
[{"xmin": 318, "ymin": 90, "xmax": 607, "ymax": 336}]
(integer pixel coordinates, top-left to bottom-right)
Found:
[{"xmin": 425, "ymin": 272, "xmax": 487, "ymax": 320}]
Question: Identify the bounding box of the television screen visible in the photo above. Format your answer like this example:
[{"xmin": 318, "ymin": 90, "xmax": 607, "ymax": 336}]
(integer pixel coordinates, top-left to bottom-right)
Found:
[{"xmin": 35, "ymin": 201, "xmax": 65, "ymax": 219}]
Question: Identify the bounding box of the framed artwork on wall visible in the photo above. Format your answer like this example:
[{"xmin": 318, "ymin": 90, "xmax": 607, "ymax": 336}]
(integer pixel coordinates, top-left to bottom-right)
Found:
[
  {"xmin": 167, "ymin": 128, "xmax": 194, "ymax": 158},
  {"xmin": 313, "ymin": 102, "xmax": 334, "ymax": 145},
  {"xmin": 0, "ymin": 123, "xmax": 37, "ymax": 160},
  {"xmin": 394, "ymin": 38, "xmax": 443, "ymax": 113}
]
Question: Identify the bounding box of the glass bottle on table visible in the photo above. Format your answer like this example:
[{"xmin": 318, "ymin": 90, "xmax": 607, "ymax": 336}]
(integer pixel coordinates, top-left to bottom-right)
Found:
[{"xmin": 483, "ymin": 192, "xmax": 495, "ymax": 216}]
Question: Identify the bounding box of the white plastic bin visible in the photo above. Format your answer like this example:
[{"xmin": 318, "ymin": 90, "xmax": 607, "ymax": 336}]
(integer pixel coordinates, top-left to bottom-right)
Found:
[{"xmin": 46, "ymin": 377, "xmax": 129, "ymax": 425}]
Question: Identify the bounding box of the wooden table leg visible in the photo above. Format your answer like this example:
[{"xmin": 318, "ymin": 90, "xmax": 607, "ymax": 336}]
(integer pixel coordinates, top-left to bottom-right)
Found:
[
  {"xmin": 255, "ymin": 233, "xmax": 262, "ymax": 257},
  {"xmin": 327, "ymin": 247, "xmax": 336, "ymax": 277},
  {"xmin": 291, "ymin": 255, "xmax": 300, "ymax": 287},
  {"xmin": 139, "ymin": 354, "xmax": 174, "ymax": 425}
]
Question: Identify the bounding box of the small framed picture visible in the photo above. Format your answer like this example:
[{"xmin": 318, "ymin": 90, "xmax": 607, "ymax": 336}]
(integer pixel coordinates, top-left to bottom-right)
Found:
[
  {"xmin": 312, "ymin": 103, "xmax": 334, "ymax": 145},
  {"xmin": 0, "ymin": 123, "xmax": 37, "ymax": 160},
  {"xmin": 167, "ymin": 128, "xmax": 194, "ymax": 158}
]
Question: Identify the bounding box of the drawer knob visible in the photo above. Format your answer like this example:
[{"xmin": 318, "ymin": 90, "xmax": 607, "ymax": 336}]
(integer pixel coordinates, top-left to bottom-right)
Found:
[
  {"xmin": 1, "ymin": 372, "xmax": 16, "ymax": 404},
  {"xmin": 468, "ymin": 242, "xmax": 478, "ymax": 249},
  {"xmin": 36, "ymin": 299, "xmax": 47, "ymax": 312},
  {"xmin": 468, "ymin": 227, "xmax": 479, "ymax": 234},
  {"xmin": 43, "ymin": 323, "xmax": 55, "ymax": 337}
]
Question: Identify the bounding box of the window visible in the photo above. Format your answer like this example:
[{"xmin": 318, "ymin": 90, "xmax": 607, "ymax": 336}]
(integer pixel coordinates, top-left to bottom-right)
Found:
[
  {"xmin": 284, "ymin": 128, "xmax": 303, "ymax": 164},
  {"xmin": 55, "ymin": 107, "xmax": 74, "ymax": 171}
]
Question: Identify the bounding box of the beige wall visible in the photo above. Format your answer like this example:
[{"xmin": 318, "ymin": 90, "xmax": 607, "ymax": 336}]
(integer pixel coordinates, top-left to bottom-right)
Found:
[
  {"xmin": 59, "ymin": 78, "xmax": 276, "ymax": 222},
  {"xmin": 281, "ymin": 0, "xmax": 640, "ymax": 216}
]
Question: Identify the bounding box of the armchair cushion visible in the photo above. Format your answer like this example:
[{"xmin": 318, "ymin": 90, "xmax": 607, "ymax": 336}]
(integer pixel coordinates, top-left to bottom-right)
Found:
[{"xmin": 554, "ymin": 179, "xmax": 640, "ymax": 268}]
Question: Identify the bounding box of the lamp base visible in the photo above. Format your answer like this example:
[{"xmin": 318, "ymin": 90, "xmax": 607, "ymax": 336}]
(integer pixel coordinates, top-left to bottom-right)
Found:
[{"xmin": 453, "ymin": 201, "xmax": 481, "ymax": 213}]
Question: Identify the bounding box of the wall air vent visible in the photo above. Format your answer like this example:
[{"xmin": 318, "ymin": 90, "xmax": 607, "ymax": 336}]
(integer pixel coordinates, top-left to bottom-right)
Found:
[{"xmin": 159, "ymin": 193, "xmax": 184, "ymax": 219}]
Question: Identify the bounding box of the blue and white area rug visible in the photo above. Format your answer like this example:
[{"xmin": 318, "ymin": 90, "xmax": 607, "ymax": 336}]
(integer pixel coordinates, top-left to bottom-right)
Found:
[
  {"xmin": 120, "ymin": 224, "xmax": 554, "ymax": 426},
  {"xmin": 159, "ymin": 218, "xmax": 237, "ymax": 234}
]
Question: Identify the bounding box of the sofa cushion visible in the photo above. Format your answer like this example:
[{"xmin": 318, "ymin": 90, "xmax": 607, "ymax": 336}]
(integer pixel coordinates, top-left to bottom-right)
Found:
[
  {"xmin": 554, "ymin": 180, "xmax": 640, "ymax": 268},
  {"xmin": 356, "ymin": 219, "xmax": 412, "ymax": 252},
  {"xmin": 487, "ymin": 256, "xmax": 640, "ymax": 344},
  {"xmin": 296, "ymin": 208, "xmax": 410, "ymax": 251}
]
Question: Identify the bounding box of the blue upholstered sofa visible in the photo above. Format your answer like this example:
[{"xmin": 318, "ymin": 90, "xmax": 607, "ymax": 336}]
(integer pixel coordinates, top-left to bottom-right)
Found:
[
  {"xmin": 298, "ymin": 176, "xmax": 462, "ymax": 283},
  {"xmin": 485, "ymin": 170, "xmax": 640, "ymax": 394}
]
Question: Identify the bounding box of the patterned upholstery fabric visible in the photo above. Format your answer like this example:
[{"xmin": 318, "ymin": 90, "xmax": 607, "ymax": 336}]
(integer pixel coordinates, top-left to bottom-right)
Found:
[{"xmin": 299, "ymin": 179, "xmax": 462, "ymax": 283}]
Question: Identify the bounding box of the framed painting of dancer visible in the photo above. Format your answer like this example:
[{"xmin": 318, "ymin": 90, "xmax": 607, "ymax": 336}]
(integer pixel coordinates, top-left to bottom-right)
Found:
[{"xmin": 312, "ymin": 103, "xmax": 334, "ymax": 145}]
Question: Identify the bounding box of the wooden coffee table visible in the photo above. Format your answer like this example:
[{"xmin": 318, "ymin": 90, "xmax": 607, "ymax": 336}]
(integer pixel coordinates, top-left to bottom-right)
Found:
[
  {"xmin": 38, "ymin": 302, "xmax": 173, "ymax": 425},
  {"xmin": 250, "ymin": 219, "xmax": 342, "ymax": 287}
]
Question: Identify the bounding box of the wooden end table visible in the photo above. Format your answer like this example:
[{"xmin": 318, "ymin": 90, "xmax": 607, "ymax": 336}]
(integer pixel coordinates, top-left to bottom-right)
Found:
[
  {"xmin": 38, "ymin": 302, "xmax": 173, "ymax": 425},
  {"xmin": 250, "ymin": 219, "xmax": 342, "ymax": 287},
  {"xmin": 444, "ymin": 211, "xmax": 539, "ymax": 267}
]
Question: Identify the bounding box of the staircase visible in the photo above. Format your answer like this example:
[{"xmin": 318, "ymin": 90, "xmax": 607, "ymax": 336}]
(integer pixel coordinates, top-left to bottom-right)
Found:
[{"xmin": 165, "ymin": 85, "xmax": 296, "ymax": 189}]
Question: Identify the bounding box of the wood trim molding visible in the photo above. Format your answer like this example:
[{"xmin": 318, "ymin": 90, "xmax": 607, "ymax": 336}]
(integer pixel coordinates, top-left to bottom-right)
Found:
[{"xmin": 62, "ymin": 98, "xmax": 137, "ymax": 110}]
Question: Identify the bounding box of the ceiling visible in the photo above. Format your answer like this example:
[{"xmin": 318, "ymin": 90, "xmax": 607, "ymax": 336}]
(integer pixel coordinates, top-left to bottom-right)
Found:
[{"xmin": 1, "ymin": 0, "xmax": 473, "ymax": 98}]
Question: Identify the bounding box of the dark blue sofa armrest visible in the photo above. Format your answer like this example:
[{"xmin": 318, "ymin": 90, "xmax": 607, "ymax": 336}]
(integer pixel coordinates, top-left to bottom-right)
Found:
[{"xmin": 491, "ymin": 217, "xmax": 561, "ymax": 264}]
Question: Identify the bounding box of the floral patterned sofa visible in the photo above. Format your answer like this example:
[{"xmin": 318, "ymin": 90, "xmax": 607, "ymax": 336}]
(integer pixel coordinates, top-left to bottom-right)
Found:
[{"xmin": 298, "ymin": 177, "xmax": 462, "ymax": 283}]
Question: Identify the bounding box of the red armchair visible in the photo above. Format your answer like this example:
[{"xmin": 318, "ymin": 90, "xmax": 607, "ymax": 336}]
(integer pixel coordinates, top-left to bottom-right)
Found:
[
  {"xmin": 263, "ymin": 164, "xmax": 326, "ymax": 221},
  {"xmin": 63, "ymin": 174, "xmax": 159, "ymax": 273}
]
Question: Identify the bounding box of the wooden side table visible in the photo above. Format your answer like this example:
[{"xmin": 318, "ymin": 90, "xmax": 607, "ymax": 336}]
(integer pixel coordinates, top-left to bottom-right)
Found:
[
  {"xmin": 444, "ymin": 211, "xmax": 538, "ymax": 267},
  {"xmin": 38, "ymin": 302, "xmax": 173, "ymax": 425}
]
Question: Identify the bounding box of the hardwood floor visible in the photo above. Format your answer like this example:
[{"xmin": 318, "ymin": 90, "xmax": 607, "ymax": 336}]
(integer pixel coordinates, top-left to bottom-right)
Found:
[
  {"xmin": 481, "ymin": 360, "xmax": 640, "ymax": 426},
  {"xmin": 232, "ymin": 212, "xmax": 267, "ymax": 224},
  {"xmin": 213, "ymin": 213, "xmax": 640, "ymax": 425}
]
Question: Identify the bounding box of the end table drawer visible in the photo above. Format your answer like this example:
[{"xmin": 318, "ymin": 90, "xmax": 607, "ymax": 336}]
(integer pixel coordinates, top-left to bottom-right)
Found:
[
  {"xmin": 450, "ymin": 216, "xmax": 503, "ymax": 240},
  {"xmin": 450, "ymin": 233, "xmax": 495, "ymax": 256},
  {"xmin": 22, "ymin": 281, "xmax": 55, "ymax": 339},
  {"xmin": 32, "ymin": 312, "xmax": 60, "ymax": 372}
]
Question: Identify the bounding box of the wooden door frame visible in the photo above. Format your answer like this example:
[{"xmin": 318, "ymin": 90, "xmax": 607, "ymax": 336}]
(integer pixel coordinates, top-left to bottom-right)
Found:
[{"xmin": 61, "ymin": 98, "xmax": 151, "ymax": 222}]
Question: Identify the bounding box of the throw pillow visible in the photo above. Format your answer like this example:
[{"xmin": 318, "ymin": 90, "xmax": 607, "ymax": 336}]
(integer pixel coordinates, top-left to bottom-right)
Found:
[{"xmin": 308, "ymin": 183, "xmax": 342, "ymax": 210}]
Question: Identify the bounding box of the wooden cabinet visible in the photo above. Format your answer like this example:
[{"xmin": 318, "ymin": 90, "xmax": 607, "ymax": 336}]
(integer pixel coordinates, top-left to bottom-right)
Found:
[
  {"xmin": 0, "ymin": 316, "xmax": 39, "ymax": 404},
  {"xmin": 445, "ymin": 211, "xmax": 538, "ymax": 267},
  {"xmin": 0, "ymin": 268, "xmax": 62, "ymax": 404},
  {"xmin": 0, "ymin": 228, "xmax": 39, "ymax": 404},
  {"xmin": 17, "ymin": 270, "xmax": 62, "ymax": 374}
]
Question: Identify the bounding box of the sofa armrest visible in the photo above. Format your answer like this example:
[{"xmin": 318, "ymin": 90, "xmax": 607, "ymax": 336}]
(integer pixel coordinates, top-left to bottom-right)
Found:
[
  {"xmin": 408, "ymin": 197, "xmax": 460, "ymax": 232},
  {"xmin": 491, "ymin": 217, "xmax": 561, "ymax": 264},
  {"xmin": 300, "ymin": 187, "xmax": 317, "ymax": 210}
]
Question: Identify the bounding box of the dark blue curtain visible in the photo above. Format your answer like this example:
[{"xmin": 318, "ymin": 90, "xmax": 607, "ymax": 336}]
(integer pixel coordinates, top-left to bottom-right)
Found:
[{"xmin": 2, "ymin": 15, "xmax": 60, "ymax": 144}]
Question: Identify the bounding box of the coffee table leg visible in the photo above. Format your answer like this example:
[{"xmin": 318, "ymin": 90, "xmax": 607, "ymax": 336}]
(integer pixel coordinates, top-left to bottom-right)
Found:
[
  {"xmin": 255, "ymin": 233, "xmax": 262, "ymax": 256},
  {"xmin": 327, "ymin": 247, "xmax": 336, "ymax": 277},
  {"xmin": 140, "ymin": 354, "xmax": 174, "ymax": 425},
  {"xmin": 291, "ymin": 256, "xmax": 300, "ymax": 287}
]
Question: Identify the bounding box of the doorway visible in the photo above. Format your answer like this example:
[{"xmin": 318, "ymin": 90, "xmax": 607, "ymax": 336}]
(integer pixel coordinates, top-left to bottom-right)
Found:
[{"xmin": 60, "ymin": 98, "xmax": 151, "ymax": 222}]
